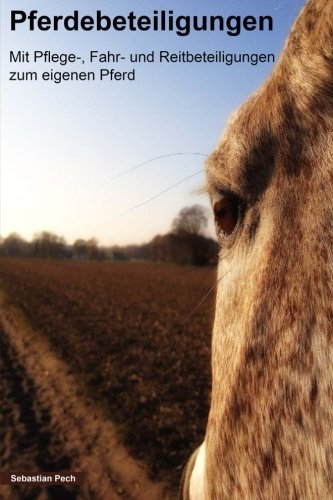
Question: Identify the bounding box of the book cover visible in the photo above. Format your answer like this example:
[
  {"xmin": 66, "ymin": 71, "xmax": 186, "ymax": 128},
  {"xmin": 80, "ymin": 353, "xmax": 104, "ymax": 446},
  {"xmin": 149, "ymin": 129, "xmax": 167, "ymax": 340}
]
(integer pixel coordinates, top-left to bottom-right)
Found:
[{"xmin": 2, "ymin": 1, "xmax": 331, "ymax": 499}]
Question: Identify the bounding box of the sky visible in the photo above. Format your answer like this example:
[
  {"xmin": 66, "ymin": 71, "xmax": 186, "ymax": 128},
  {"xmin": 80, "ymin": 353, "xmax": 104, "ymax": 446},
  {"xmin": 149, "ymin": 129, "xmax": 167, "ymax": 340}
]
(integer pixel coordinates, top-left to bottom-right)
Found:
[{"xmin": 0, "ymin": 0, "xmax": 305, "ymax": 246}]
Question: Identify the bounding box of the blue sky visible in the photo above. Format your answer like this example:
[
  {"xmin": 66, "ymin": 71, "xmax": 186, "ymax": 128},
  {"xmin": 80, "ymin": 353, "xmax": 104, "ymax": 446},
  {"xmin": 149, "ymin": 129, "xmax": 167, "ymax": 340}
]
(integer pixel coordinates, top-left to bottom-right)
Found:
[{"xmin": 0, "ymin": 0, "xmax": 305, "ymax": 245}]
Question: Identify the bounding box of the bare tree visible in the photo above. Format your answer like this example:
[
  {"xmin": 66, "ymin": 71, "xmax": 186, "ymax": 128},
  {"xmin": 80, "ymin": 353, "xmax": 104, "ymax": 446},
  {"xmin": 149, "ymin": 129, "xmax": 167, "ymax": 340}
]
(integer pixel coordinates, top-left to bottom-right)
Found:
[
  {"xmin": 172, "ymin": 205, "xmax": 209, "ymax": 236},
  {"xmin": 32, "ymin": 231, "xmax": 67, "ymax": 258},
  {"xmin": 86, "ymin": 238, "xmax": 99, "ymax": 260},
  {"xmin": 0, "ymin": 233, "xmax": 29, "ymax": 256},
  {"xmin": 73, "ymin": 239, "xmax": 88, "ymax": 259}
]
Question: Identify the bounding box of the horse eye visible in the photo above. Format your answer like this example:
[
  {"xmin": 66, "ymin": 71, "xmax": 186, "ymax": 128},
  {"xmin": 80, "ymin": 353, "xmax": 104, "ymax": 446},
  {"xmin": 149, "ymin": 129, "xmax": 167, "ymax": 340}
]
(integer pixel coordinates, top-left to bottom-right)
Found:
[{"xmin": 213, "ymin": 196, "xmax": 239, "ymax": 236}]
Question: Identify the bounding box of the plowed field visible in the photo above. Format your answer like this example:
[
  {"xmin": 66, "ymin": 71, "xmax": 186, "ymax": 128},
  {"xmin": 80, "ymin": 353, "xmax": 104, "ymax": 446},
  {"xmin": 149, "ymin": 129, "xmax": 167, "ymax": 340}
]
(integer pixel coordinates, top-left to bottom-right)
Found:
[{"xmin": 0, "ymin": 259, "xmax": 215, "ymax": 497}]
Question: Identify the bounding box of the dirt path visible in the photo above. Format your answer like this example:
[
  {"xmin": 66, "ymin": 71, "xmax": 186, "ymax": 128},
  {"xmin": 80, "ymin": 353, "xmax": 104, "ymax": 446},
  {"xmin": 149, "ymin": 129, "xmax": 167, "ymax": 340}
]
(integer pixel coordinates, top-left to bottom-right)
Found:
[{"xmin": 0, "ymin": 295, "xmax": 172, "ymax": 500}]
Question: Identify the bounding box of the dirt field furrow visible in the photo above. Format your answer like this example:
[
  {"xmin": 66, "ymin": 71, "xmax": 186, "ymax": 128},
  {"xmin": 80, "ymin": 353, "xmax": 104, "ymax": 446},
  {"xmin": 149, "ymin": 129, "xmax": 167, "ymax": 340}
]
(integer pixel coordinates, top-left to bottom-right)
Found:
[
  {"xmin": 0, "ymin": 330, "xmax": 77, "ymax": 500},
  {"xmin": 0, "ymin": 259, "xmax": 214, "ymax": 495},
  {"xmin": 0, "ymin": 300, "xmax": 170, "ymax": 500}
]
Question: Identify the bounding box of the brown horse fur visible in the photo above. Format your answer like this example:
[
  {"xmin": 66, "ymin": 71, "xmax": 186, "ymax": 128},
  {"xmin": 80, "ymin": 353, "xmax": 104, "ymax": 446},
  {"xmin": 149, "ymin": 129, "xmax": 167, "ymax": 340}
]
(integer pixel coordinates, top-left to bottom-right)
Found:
[{"xmin": 183, "ymin": 0, "xmax": 333, "ymax": 498}]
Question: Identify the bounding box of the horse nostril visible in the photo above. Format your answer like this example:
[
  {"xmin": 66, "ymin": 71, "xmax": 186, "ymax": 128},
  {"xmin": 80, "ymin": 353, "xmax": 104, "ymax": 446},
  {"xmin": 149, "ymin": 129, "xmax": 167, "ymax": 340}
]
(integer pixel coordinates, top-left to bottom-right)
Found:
[{"xmin": 213, "ymin": 197, "xmax": 238, "ymax": 236}]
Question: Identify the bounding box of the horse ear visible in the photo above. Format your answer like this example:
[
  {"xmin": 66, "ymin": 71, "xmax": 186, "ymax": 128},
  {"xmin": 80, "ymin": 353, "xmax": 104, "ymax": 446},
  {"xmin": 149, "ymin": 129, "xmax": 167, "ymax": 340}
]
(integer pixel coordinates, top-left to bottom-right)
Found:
[{"xmin": 277, "ymin": 0, "xmax": 333, "ymax": 105}]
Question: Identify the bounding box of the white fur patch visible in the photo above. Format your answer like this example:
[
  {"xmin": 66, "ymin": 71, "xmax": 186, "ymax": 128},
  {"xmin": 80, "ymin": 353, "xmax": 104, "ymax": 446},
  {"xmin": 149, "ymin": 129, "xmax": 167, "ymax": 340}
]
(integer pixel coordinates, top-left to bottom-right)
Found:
[{"xmin": 189, "ymin": 442, "xmax": 206, "ymax": 500}]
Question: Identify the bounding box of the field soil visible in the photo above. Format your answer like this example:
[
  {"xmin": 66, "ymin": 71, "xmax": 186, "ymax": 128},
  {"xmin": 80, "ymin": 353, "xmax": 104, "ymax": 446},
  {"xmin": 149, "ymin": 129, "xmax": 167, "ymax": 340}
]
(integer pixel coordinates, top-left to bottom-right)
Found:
[{"xmin": 0, "ymin": 259, "xmax": 216, "ymax": 498}]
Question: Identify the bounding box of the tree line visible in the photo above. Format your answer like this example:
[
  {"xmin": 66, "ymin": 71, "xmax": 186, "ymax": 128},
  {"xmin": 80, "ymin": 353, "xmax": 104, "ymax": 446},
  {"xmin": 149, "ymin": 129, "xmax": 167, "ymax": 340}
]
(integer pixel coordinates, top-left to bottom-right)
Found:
[{"xmin": 0, "ymin": 205, "xmax": 218, "ymax": 266}]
